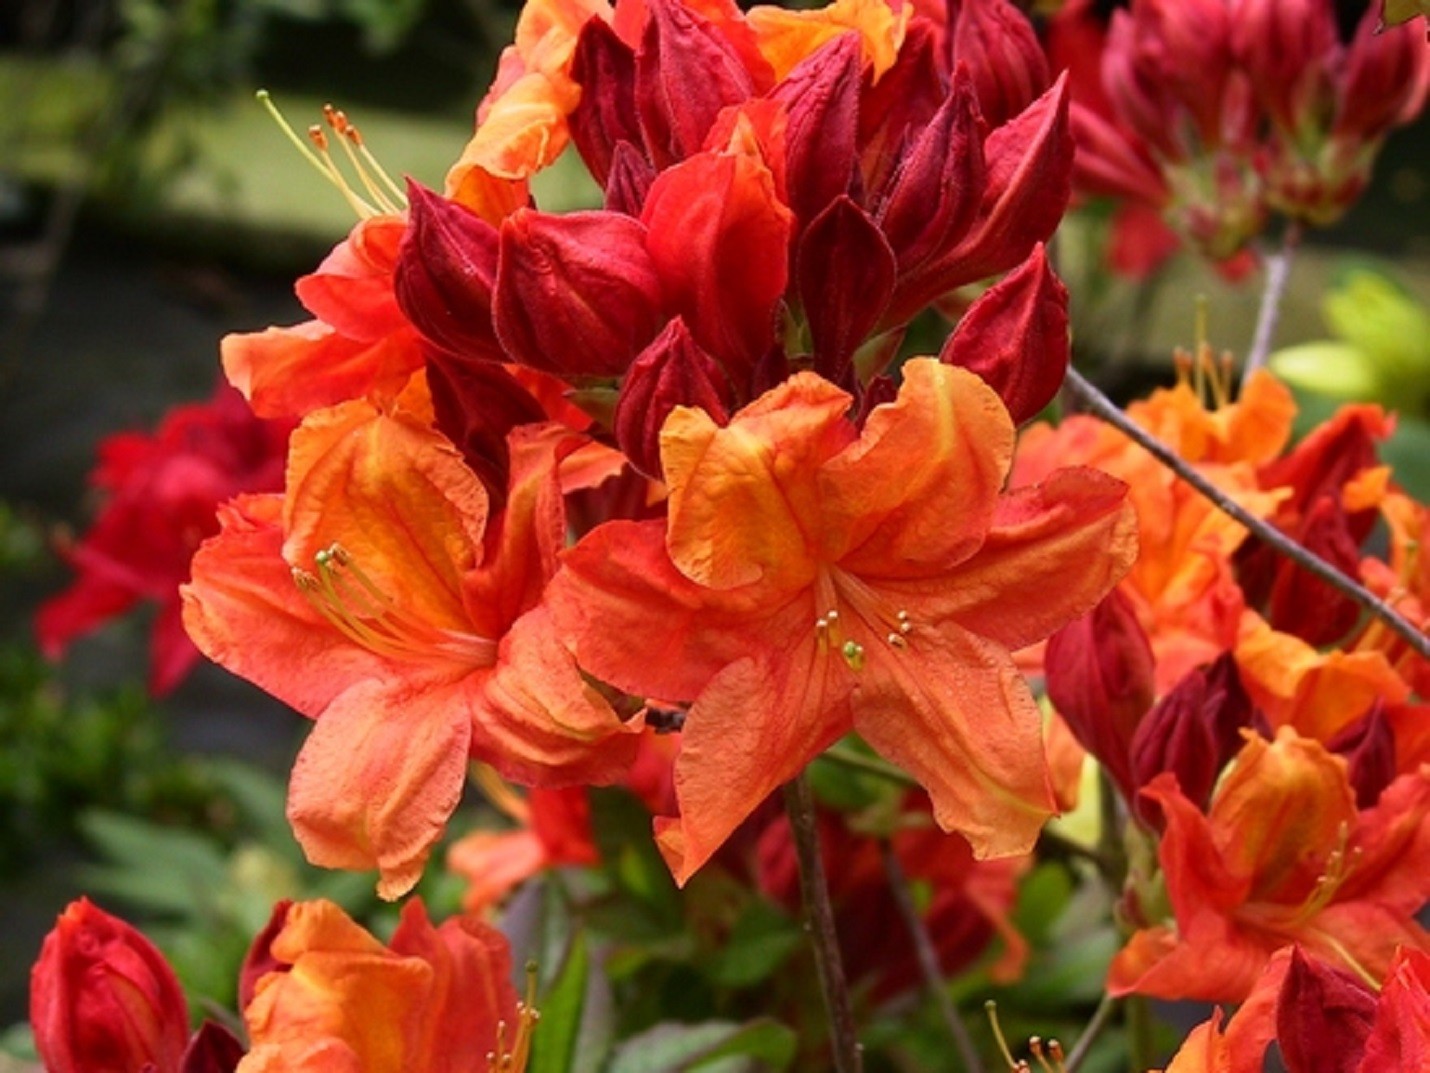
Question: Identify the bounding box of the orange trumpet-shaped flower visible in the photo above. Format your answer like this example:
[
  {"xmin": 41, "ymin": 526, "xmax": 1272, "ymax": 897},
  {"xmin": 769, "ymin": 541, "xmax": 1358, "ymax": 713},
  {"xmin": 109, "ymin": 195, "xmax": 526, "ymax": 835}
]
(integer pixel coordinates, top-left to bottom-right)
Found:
[
  {"xmin": 240, "ymin": 899, "xmax": 531, "ymax": 1073},
  {"xmin": 549, "ymin": 358, "xmax": 1137, "ymax": 884},
  {"xmin": 1110, "ymin": 727, "xmax": 1430, "ymax": 1003},
  {"xmin": 182, "ymin": 389, "xmax": 638, "ymax": 898}
]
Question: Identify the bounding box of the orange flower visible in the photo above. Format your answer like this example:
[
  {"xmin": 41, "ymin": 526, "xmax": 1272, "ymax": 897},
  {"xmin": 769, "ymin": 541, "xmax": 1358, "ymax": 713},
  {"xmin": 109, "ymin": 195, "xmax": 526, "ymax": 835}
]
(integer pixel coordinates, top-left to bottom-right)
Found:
[
  {"xmin": 222, "ymin": 215, "xmax": 428, "ymax": 421},
  {"xmin": 183, "ymin": 387, "xmax": 638, "ymax": 898},
  {"xmin": 1014, "ymin": 368, "xmax": 1292, "ymax": 690},
  {"xmin": 240, "ymin": 899, "xmax": 532, "ymax": 1073},
  {"xmin": 447, "ymin": 779, "xmax": 599, "ymax": 913},
  {"xmin": 1110, "ymin": 728, "xmax": 1430, "ymax": 1003},
  {"xmin": 549, "ymin": 358, "xmax": 1137, "ymax": 883}
]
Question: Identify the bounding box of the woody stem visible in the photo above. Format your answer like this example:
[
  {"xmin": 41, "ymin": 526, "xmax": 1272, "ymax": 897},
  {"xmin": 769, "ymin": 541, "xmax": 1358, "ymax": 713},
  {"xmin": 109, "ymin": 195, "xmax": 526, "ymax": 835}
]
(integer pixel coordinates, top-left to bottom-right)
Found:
[
  {"xmin": 783, "ymin": 772, "xmax": 863, "ymax": 1073},
  {"xmin": 1062, "ymin": 366, "xmax": 1430, "ymax": 662},
  {"xmin": 1244, "ymin": 220, "xmax": 1303, "ymax": 376},
  {"xmin": 880, "ymin": 840, "xmax": 985, "ymax": 1073}
]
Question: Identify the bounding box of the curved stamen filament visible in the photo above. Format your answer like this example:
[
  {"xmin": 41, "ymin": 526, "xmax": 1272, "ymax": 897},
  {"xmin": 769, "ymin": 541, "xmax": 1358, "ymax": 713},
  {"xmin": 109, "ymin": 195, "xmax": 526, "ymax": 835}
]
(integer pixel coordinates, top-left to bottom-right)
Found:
[
  {"xmin": 257, "ymin": 91, "xmax": 408, "ymax": 219},
  {"xmin": 293, "ymin": 543, "xmax": 496, "ymax": 665}
]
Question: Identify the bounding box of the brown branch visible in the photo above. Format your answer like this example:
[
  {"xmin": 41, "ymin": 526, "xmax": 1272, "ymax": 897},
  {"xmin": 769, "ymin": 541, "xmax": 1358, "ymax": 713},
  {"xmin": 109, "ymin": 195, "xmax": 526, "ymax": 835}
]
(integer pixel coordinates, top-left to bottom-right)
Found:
[
  {"xmin": 783, "ymin": 773, "xmax": 863, "ymax": 1073},
  {"xmin": 880, "ymin": 840, "xmax": 985, "ymax": 1073},
  {"xmin": 1062, "ymin": 367, "xmax": 1430, "ymax": 662}
]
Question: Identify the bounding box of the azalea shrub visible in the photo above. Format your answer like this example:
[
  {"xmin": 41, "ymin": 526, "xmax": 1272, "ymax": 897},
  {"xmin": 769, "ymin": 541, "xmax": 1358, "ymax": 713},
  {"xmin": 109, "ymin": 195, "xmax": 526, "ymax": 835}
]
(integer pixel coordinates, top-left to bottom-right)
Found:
[{"xmin": 16, "ymin": 0, "xmax": 1430, "ymax": 1070}]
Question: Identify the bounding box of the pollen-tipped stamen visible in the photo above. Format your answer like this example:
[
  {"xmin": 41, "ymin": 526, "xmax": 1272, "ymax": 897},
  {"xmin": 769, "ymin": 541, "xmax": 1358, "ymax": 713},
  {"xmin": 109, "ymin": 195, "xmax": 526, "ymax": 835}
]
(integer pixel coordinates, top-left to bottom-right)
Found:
[
  {"xmin": 488, "ymin": 961, "xmax": 541, "ymax": 1072},
  {"xmin": 257, "ymin": 90, "xmax": 406, "ymax": 219},
  {"xmin": 292, "ymin": 543, "xmax": 497, "ymax": 665}
]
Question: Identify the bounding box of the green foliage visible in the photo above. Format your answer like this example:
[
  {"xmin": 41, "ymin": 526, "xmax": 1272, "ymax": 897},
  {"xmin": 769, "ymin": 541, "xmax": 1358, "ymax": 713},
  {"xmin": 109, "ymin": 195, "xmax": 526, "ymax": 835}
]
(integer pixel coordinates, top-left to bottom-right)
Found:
[
  {"xmin": 0, "ymin": 649, "xmax": 215, "ymax": 872},
  {"xmin": 604, "ymin": 1020, "xmax": 797, "ymax": 1073},
  {"xmin": 1271, "ymin": 265, "xmax": 1430, "ymax": 417}
]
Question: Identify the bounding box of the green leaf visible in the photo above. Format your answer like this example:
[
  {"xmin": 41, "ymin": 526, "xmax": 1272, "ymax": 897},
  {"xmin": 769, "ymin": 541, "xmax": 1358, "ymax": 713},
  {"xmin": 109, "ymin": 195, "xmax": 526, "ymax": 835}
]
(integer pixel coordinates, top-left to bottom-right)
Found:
[
  {"xmin": 706, "ymin": 900, "xmax": 802, "ymax": 988},
  {"xmin": 76, "ymin": 810, "xmax": 229, "ymax": 916},
  {"xmin": 604, "ymin": 1019, "xmax": 797, "ymax": 1073},
  {"xmin": 529, "ymin": 930, "xmax": 590, "ymax": 1073},
  {"xmin": 1381, "ymin": 0, "xmax": 1429, "ymax": 31}
]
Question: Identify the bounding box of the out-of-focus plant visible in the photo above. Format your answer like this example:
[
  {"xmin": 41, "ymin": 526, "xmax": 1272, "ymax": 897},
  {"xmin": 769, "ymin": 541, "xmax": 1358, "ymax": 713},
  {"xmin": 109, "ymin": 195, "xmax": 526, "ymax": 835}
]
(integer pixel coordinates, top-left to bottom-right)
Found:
[{"xmin": 1270, "ymin": 266, "xmax": 1430, "ymax": 416}]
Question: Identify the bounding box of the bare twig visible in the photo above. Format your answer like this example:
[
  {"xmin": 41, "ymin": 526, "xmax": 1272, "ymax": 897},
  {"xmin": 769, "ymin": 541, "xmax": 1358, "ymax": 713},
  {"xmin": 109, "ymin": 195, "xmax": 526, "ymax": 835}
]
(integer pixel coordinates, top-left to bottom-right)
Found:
[
  {"xmin": 880, "ymin": 840, "xmax": 985, "ymax": 1073},
  {"xmin": 1062, "ymin": 367, "xmax": 1430, "ymax": 662},
  {"xmin": 1063, "ymin": 992, "xmax": 1117, "ymax": 1073},
  {"xmin": 1243, "ymin": 221, "xmax": 1303, "ymax": 376},
  {"xmin": 783, "ymin": 773, "xmax": 864, "ymax": 1073}
]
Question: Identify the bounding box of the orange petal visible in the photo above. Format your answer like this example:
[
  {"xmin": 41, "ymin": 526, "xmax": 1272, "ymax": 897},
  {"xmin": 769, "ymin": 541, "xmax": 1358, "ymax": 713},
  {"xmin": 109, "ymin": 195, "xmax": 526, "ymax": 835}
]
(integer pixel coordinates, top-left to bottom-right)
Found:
[
  {"xmin": 661, "ymin": 371, "xmax": 853, "ymax": 590},
  {"xmin": 182, "ymin": 495, "xmax": 386, "ymax": 717},
  {"xmin": 221, "ymin": 323, "xmax": 426, "ymax": 420},
  {"xmin": 821, "ymin": 361, "xmax": 1013, "ymax": 575},
  {"xmin": 927, "ymin": 465, "xmax": 1138, "ymax": 651},
  {"xmin": 472, "ymin": 605, "xmax": 642, "ymax": 786},
  {"xmin": 748, "ymin": 0, "xmax": 907, "ymax": 81},
  {"xmin": 287, "ymin": 678, "xmax": 473, "ymax": 899},
  {"xmin": 282, "ymin": 400, "xmax": 489, "ymax": 636},
  {"xmin": 852, "ymin": 624, "xmax": 1055, "ymax": 859},
  {"xmin": 657, "ymin": 654, "xmax": 850, "ymax": 885}
]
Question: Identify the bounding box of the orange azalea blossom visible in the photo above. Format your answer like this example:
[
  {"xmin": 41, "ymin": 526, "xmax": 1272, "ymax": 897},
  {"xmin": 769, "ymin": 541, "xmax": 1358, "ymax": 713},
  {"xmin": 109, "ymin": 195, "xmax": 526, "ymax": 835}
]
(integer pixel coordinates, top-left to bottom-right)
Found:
[
  {"xmin": 548, "ymin": 358, "xmax": 1137, "ymax": 884},
  {"xmin": 240, "ymin": 899, "xmax": 533, "ymax": 1073},
  {"xmin": 1360, "ymin": 489, "xmax": 1430, "ymax": 697},
  {"xmin": 182, "ymin": 382, "xmax": 638, "ymax": 898},
  {"xmin": 448, "ymin": 778, "xmax": 600, "ymax": 913},
  {"xmin": 222, "ymin": 214, "xmax": 429, "ymax": 421},
  {"xmin": 1234, "ymin": 617, "xmax": 1410, "ymax": 742},
  {"xmin": 1015, "ymin": 367, "xmax": 1293, "ymax": 690},
  {"xmin": 1110, "ymin": 727, "xmax": 1430, "ymax": 1003}
]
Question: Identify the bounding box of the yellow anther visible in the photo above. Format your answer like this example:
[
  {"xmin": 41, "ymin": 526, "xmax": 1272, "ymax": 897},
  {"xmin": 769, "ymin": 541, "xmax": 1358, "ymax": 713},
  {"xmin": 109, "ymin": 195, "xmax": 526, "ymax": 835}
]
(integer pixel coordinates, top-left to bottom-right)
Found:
[{"xmin": 887, "ymin": 632, "xmax": 907, "ymax": 648}]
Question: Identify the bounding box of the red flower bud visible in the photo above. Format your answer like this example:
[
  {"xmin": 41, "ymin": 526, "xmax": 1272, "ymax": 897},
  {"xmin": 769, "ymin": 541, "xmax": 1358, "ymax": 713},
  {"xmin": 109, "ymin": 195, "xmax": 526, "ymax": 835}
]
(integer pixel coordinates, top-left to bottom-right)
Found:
[
  {"xmin": 1327, "ymin": 701, "xmax": 1398, "ymax": 809},
  {"xmin": 424, "ymin": 348, "xmax": 550, "ymax": 504},
  {"xmin": 569, "ymin": 18, "xmax": 641, "ymax": 187},
  {"xmin": 874, "ymin": 67, "xmax": 985, "ymax": 283},
  {"xmin": 885, "ymin": 74, "xmax": 1072, "ymax": 324},
  {"xmin": 858, "ymin": 21, "xmax": 945, "ymax": 198},
  {"xmin": 179, "ymin": 1022, "xmax": 245, "ymax": 1073},
  {"xmin": 1128, "ymin": 653, "xmax": 1253, "ymax": 826},
  {"xmin": 641, "ymin": 146, "xmax": 792, "ymax": 390},
  {"xmin": 614, "ymin": 317, "xmax": 732, "ymax": 478},
  {"xmin": 493, "ymin": 208, "xmax": 667, "ymax": 378},
  {"xmin": 1232, "ymin": 0, "xmax": 1339, "ymax": 136},
  {"xmin": 395, "ymin": 182, "xmax": 503, "ymax": 363},
  {"xmin": 636, "ymin": 0, "xmax": 760, "ymax": 166},
  {"xmin": 770, "ymin": 33, "xmax": 862, "ymax": 230},
  {"xmin": 605, "ymin": 141, "xmax": 657, "ymax": 215},
  {"xmin": 1044, "ymin": 588, "xmax": 1155, "ymax": 798},
  {"xmin": 30, "ymin": 898, "xmax": 190, "ymax": 1073},
  {"xmin": 938, "ymin": 244, "xmax": 1068, "ymax": 424},
  {"xmin": 947, "ymin": 0, "xmax": 1050, "ymax": 129},
  {"xmin": 797, "ymin": 195, "xmax": 896, "ymax": 382},
  {"xmin": 1277, "ymin": 947, "xmax": 1378, "ymax": 1073}
]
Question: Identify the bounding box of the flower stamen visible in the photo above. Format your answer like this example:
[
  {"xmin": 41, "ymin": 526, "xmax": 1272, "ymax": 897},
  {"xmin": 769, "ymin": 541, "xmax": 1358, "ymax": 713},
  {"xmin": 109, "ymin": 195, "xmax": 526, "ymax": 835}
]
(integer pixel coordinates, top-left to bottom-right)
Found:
[
  {"xmin": 257, "ymin": 90, "xmax": 408, "ymax": 219},
  {"xmin": 292, "ymin": 543, "xmax": 496, "ymax": 665}
]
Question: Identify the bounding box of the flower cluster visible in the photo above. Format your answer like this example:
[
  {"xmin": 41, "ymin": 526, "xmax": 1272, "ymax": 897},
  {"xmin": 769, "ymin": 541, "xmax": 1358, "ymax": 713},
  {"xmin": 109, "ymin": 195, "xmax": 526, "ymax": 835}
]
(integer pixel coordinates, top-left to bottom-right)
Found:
[
  {"xmin": 176, "ymin": 0, "xmax": 1140, "ymax": 904},
  {"xmin": 1047, "ymin": 0, "xmax": 1430, "ymax": 272}
]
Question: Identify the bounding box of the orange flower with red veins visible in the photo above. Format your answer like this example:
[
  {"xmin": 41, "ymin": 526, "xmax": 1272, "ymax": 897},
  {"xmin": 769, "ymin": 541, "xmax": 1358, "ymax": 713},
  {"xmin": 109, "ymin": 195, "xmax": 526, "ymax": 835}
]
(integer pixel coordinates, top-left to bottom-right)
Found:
[
  {"xmin": 549, "ymin": 358, "xmax": 1137, "ymax": 884},
  {"xmin": 240, "ymin": 899, "xmax": 532, "ymax": 1073},
  {"xmin": 1110, "ymin": 727, "xmax": 1430, "ymax": 1003},
  {"xmin": 182, "ymin": 392, "xmax": 638, "ymax": 898}
]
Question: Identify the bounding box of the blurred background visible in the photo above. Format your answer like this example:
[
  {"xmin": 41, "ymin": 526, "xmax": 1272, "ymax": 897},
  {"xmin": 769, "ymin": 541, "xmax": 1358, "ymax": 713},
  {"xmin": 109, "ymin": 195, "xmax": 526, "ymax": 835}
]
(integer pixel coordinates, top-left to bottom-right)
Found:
[{"xmin": 0, "ymin": 0, "xmax": 1426, "ymax": 1046}]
